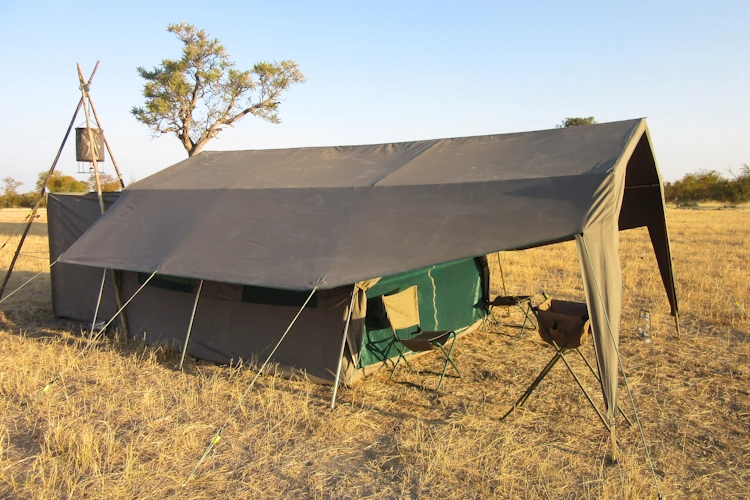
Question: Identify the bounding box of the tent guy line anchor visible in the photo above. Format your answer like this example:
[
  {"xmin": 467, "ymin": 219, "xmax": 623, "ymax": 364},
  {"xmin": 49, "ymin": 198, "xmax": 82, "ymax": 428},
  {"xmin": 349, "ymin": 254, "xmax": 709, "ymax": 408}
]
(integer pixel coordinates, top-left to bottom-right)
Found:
[{"xmin": 184, "ymin": 285, "xmax": 319, "ymax": 487}]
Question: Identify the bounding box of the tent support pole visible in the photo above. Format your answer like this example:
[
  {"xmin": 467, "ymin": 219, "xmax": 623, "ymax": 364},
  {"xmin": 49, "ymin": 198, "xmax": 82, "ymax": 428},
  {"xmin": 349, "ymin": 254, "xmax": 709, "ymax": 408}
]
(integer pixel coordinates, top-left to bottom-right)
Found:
[
  {"xmin": 496, "ymin": 252, "xmax": 510, "ymax": 317},
  {"xmin": 179, "ymin": 280, "xmax": 204, "ymax": 371},
  {"xmin": 91, "ymin": 270, "xmax": 157, "ymax": 340},
  {"xmin": 331, "ymin": 288, "xmax": 357, "ymax": 409},
  {"xmin": 578, "ymin": 235, "xmax": 663, "ymax": 496},
  {"xmin": 77, "ymin": 62, "xmax": 129, "ymax": 339},
  {"xmin": 0, "ymin": 63, "xmax": 99, "ymax": 301},
  {"xmin": 89, "ymin": 269, "xmax": 107, "ymax": 338}
]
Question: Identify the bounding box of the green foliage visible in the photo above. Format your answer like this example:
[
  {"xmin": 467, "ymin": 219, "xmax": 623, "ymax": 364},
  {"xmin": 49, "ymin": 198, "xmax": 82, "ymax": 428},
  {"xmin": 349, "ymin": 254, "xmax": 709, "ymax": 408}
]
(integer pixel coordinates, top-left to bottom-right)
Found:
[
  {"xmin": 37, "ymin": 171, "xmax": 89, "ymax": 194},
  {"xmin": 664, "ymin": 165, "xmax": 750, "ymax": 205},
  {"xmin": 557, "ymin": 117, "xmax": 597, "ymax": 128},
  {"xmin": 132, "ymin": 22, "xmax": 305, "ymax": 157},
  {"xmin": 0, "ymin": 177, "xmax": 37, "ymax": 208},
  {"xmin": 88, "ymin": 173, "xmax": 121, "ymax": 192}
]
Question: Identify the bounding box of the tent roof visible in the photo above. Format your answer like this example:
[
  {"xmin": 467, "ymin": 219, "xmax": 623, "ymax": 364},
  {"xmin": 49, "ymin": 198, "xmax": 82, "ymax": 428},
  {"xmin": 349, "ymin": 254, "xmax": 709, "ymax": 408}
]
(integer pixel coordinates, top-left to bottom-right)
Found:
[
  {"xmin": 134, "ymin": 119, "xmax": 638, "ymax": 190},
  {"xmin": 60, "ymin": 119, "xmax": 658, "ymax": 291}
]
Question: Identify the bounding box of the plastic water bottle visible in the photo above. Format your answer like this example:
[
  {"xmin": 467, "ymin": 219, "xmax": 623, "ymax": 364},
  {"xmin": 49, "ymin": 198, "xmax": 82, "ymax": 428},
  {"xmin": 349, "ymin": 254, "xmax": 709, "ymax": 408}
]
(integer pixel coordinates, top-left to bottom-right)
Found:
[{"xmin": 636, "ymin": 309, "xmax": 652, "ymax": 343}]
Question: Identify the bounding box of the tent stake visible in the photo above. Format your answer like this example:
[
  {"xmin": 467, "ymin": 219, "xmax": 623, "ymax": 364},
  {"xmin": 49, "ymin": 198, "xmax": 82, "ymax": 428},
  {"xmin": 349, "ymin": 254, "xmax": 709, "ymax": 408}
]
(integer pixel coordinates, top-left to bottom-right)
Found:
[
  {"xmin": 179, "ymin": 280, "xmax": 204, "ymax": 371},
  {"xmin": 331, "ymin": 288, "xmax": 357, "ymax": 409},
  {"xmin": 0, "ymin": 64, "xmax": 98, "ymax": 300}
]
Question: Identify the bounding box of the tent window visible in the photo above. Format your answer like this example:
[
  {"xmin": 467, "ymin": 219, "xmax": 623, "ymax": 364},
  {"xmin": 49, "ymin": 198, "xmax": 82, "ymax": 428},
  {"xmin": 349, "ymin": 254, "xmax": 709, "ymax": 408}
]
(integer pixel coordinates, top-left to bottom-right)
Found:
[
  {"xmin": 241, "ymin": 285, "xmax": 318, "ymax": 308},
  {"xmin": 137, "ymin": 273, "xmax": 196, "ymax": 294}
]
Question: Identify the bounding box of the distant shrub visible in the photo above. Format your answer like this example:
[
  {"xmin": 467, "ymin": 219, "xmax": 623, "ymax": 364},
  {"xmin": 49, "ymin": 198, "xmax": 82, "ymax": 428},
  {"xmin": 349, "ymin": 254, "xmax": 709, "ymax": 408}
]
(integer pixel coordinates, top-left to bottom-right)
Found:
[{"xmin": 664, "ymin": 165, "xmax": 750, "ymax": 205}]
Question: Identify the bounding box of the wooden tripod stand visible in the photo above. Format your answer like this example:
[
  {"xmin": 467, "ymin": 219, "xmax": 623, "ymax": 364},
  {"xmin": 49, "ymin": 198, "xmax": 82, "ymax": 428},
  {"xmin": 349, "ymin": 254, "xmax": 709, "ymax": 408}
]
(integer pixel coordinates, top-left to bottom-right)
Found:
[{"xmin": 0, "ymin": 61, "xmax": 129, "ymax": 336}]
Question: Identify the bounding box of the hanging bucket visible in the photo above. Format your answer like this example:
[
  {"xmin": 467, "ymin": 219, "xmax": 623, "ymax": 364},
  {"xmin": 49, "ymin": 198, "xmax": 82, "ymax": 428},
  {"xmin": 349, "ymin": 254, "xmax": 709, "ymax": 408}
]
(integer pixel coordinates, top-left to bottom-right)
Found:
[{"xmin": 75, "ymin": 127, "xmax": 105, "ymax": 162}]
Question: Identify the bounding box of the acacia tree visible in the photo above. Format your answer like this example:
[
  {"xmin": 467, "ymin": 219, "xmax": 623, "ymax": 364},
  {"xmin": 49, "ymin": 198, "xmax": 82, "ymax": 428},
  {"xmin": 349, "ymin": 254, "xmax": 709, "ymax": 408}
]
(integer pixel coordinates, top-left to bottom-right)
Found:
[{"xmin": 132, "ymin": 22, "xmax": 305, "ymax": 157}]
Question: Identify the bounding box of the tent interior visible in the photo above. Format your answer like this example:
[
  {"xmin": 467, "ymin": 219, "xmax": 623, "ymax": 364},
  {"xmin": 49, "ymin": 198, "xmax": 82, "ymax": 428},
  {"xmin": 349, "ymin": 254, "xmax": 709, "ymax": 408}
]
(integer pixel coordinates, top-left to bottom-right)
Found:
[{"xmin": 49, "ymin": 118, "xmax": 678, "ymax": 417}]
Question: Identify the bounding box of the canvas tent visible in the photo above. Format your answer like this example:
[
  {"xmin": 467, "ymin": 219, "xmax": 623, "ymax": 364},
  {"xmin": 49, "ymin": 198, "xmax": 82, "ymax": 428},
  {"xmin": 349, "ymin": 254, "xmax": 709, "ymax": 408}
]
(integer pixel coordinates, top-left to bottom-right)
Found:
[
  {"xmin": 48, "ymin": 193, "xmax": 489, "ymax": 384},
  {"xmin": 52, "ymin": 118, "xmax": 678, "ymax": 422}
]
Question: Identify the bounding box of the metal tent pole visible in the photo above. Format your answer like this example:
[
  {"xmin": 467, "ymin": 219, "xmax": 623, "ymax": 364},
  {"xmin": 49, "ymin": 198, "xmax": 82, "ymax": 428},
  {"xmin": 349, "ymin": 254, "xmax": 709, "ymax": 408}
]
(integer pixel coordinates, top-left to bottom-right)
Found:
[
  {"xmin": 331, "ymin": 288, "xmax": 357, "ymax": 409},
  {"xmin": 179, "ymin": 280, "xmax": 204, "ymax": 371},
  {"xmin": 89, "ymin": 269, "xmax": 108, "ymax": 337}
]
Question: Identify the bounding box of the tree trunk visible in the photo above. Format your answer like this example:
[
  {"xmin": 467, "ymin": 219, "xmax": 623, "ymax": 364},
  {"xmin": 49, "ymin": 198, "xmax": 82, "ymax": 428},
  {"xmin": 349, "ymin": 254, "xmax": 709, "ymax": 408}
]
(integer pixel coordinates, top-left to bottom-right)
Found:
[{"xmin": 189, "ymin": 140, "xmax": 208, "ymax": 157}]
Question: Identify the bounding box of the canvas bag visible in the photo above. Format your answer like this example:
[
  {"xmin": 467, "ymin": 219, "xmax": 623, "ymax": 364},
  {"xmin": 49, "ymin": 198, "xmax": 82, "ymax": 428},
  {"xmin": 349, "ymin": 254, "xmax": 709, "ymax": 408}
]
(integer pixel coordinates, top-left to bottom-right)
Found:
[{"xmin": 535, "ymin": 299, "xmax": 591, "ymax": 349}]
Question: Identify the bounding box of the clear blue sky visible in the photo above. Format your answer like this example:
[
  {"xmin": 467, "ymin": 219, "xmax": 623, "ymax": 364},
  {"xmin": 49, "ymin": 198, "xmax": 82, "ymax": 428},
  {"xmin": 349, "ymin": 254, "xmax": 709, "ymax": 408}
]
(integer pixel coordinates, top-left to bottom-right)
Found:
[{"xmin": 0, "ymin": 0, "xmax": 747, "ymax": 189}]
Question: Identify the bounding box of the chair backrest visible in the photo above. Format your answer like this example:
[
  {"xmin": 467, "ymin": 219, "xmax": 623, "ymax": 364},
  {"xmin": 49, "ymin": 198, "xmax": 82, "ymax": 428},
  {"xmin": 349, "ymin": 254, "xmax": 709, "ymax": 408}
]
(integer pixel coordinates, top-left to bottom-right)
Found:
[{"xmin": 382, "ymin": 286, "xmax": 421, "ymax": 332}]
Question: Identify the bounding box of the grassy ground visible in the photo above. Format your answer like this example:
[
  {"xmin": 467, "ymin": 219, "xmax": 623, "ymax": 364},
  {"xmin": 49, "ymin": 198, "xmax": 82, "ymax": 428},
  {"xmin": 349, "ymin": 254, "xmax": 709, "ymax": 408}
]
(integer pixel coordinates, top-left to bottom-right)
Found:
[{"xmin": 0, "ymin": 206, "xmax": 748, "ymax": 499}]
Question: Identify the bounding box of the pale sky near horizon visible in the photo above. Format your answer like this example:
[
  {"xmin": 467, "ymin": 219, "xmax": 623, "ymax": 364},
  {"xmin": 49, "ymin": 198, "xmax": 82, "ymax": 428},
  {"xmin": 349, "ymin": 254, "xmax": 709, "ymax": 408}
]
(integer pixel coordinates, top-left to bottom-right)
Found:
[{"xmin": 0, "ymin": 1, "xmax": 747, "ymax": 189}]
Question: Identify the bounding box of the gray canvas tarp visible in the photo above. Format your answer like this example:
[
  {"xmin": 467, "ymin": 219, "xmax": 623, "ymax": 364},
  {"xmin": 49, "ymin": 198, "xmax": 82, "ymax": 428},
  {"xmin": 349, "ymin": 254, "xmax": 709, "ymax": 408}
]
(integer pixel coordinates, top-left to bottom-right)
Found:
[
  {"xmin": 48, "ymin": 192, "xmax": 120, "ymax": 322},
  {"xmin": 58, "ymin": 118, "xmax": 678, "ymax": 418}
]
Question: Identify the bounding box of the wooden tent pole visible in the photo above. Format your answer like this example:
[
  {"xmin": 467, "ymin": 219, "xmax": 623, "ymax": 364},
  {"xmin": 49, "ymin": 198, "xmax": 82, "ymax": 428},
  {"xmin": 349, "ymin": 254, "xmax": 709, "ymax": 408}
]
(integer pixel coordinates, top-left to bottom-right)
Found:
[
  {"xmin": 86, "ymin": 95, "xmax": 126, "ymax": 189},
  {"xmin": 77, "ymin": 64, "xmax": 105, "ymax": 213},
  {"xmin": 0, "ymin": 64, "xmax": 99, "ymax": 301},
  {"xmin": 331, "ymin": 288, "xmax": 357, "ymax": 409},
  {"xmin": 77, "ymin": 63, "xmax": 130, "ymax": 338}
]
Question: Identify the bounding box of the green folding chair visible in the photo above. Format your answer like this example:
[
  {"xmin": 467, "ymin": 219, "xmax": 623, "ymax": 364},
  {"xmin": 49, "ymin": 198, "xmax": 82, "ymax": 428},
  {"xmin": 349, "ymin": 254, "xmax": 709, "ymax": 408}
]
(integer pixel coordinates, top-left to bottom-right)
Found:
[{"xmin": 382, "ymin": 286, "xmax": 460, "ymax": 391}]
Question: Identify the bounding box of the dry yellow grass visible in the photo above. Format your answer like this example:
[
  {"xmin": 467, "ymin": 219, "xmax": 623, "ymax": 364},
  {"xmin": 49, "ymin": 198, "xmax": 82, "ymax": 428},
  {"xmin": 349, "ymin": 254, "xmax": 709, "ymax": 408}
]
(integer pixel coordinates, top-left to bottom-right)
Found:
[{"xmin": 0, "ymin": 206, "xmax": 748, "ymax": 499}]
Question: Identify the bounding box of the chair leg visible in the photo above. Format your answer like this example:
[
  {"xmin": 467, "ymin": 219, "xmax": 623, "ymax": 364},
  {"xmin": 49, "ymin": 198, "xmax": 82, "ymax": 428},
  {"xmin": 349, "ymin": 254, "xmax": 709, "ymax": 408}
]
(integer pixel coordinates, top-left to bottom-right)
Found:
[
  {"xmin": 390, "ymin": 345, "xmax": 416, "ymax": 381},
  {"xmin": 524, "ymin": 299, "xmax": 536, "ymax": 327},
  {"xmin": 500, "ymin": 351, "xmax": 562, "ymax": 420},
  {"xmin": 504, "ymin": 301, "xmax": 536, "ymax": 339},
  {"xmin": 389, "ymin": 353, "xmax": 402, "ymax": 380},
  {"xmin": 575, "ymin": 348, "xmax": 633, "ymax": 427},
  {"xmin": 552, "ymin": 342, "xmax": 611, "ymax": 432},
  {"xmin": 434, "ymin": 334, "xmax": 460, "ymax": 391}
]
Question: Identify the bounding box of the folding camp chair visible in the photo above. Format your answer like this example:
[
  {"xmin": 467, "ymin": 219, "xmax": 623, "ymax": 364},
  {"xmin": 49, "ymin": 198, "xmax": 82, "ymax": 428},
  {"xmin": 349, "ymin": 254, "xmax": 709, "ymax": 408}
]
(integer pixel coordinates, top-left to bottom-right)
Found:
[
  {"xmin": 382, "ymin": 286, "xmax": 460, "ymax": 391},
  {"xmin": 483, "ymin": 295, "xmax": 536, "ymax": 338},
  {"xmin": 500, "ymin": 298, "xmax": 632, "ymax": 431},
  {"xmin": 481, "ymin": 253, "xmax": 536, "ymax": 338}
]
